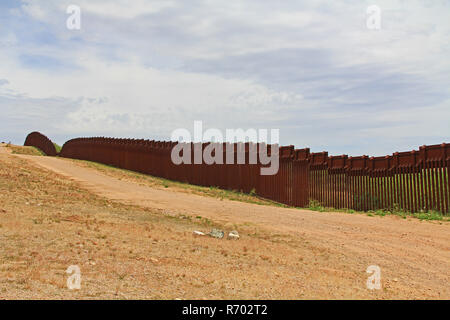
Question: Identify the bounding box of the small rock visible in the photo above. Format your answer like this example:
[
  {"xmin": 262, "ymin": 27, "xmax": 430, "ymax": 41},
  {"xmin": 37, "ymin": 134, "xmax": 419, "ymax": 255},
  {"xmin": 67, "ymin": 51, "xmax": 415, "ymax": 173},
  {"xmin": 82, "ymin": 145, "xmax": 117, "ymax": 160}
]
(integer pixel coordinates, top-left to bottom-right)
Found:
[
  {"xmin": 228, "ymin": 230, "xmax": 240, "ymax": 240},
  {"xmin": 150, "ymin": 257, "xmax": 159, "ymax": 263},
  {"xmin": 393, "ymin": 278, "xmax": 398, "ymax": 282},
  {"xmin": 208, "ymin": 229, "xmax": 224, "ymax": 239},
  {"xmin": 0, "ymin": 209, "xmax": 6, "ymax": 214},
  {"xmin": 193, "ymin": 230, "xmax": 206, "ymax": 236}
]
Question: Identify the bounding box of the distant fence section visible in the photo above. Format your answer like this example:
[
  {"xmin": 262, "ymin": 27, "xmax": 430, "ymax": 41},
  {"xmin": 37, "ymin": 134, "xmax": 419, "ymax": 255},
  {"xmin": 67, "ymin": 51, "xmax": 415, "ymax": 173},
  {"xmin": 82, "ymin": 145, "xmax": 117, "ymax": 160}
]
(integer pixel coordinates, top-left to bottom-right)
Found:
[
  {"xmin": 24, "ymin": 132, "xmax": 57, "ymax": 156},
  {"xmin": 58, "ymin": 136, "xmax": 450, "ymax": 215}
]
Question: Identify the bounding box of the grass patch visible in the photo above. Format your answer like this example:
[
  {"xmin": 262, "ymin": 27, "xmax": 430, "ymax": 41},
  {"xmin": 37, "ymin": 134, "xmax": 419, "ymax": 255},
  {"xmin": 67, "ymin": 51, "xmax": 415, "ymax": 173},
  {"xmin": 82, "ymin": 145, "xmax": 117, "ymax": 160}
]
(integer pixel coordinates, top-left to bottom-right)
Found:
[
  {"xmin": 307, "ymin": 199, "xmax": 449, "ymax": 221},
  {"xmin": 6, "ymin": 144, "xmax": 44, "ymax": 156},
  {"xmin": 53, "ymin": 143, "xmax": 62, "ymax": 153}
]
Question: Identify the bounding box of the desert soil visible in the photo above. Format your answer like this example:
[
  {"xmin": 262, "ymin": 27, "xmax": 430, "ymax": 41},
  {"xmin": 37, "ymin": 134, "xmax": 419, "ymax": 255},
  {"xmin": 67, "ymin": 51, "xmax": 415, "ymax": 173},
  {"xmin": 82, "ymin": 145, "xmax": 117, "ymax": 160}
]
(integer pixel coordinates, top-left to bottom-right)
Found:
[{"xmin": 0, "ymin": 144, "xmax": 449, "ymax": 299}]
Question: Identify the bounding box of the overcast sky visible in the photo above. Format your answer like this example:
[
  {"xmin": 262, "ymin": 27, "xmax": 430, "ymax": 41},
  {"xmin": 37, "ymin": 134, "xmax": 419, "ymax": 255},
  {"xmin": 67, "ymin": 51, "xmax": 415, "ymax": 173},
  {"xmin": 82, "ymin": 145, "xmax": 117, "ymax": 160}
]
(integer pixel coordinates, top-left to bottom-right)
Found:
[{"xmin": 1, "ymin": 0, "xmax": 449, "ymax": 156}]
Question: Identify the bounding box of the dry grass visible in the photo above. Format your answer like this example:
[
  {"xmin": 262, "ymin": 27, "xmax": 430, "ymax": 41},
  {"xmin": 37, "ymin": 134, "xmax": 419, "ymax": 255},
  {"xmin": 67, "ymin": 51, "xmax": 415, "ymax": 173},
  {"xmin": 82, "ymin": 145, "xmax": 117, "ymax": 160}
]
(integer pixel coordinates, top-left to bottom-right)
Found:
[
  {"xmin": 0, "ymin": 152, "xmax": 387, "ymax": 300},
  {"xmin": 6, "ymin": 144, "xmax": 44, "ymax": 156}
]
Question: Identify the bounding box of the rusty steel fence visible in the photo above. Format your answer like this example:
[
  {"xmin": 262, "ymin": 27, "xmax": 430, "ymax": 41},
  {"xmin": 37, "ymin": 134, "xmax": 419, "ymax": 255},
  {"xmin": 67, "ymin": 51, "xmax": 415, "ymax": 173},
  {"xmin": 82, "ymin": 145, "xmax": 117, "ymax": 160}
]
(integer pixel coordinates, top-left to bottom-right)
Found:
[
  {"xmin": 24, "ymin": 132, "xmax": 57, "ymax": 156},
  {"xmin": 307, "ymin": 146, "xmax": 450, "ymax": 214},
  {"xmin": 56, "ymin": 136, "xmax": 450, "ymax": 215}
]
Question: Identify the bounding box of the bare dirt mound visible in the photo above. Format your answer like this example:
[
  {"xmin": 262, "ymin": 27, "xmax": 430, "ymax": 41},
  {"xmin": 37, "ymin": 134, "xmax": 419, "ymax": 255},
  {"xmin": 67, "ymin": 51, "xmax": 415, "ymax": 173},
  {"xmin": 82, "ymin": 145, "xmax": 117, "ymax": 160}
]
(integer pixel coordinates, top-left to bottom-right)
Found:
[{"xmin": 2, "ymin": 146, "xmax": 449, "ymax": 299}]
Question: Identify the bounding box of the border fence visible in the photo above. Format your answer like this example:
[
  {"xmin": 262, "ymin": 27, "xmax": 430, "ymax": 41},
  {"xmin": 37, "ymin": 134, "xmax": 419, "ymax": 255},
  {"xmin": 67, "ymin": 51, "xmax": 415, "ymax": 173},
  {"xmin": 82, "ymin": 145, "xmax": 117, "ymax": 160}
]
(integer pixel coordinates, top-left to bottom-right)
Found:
[
  {"xmin": 24, "ymin": 132, "xmax": 450, "ymax": 214},
  {"xmin": 24, "ymin": 132, "xmax": 57, "ymax": 156}
]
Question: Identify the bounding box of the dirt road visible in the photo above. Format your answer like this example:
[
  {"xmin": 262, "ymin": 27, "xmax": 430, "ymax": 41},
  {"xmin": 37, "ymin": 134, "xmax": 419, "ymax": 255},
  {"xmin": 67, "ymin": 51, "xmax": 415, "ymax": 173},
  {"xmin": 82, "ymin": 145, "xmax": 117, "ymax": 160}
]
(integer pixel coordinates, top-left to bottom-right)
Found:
[{"xmin": 7, "ymin": 148, "xmax": 450, "ymax": 298}]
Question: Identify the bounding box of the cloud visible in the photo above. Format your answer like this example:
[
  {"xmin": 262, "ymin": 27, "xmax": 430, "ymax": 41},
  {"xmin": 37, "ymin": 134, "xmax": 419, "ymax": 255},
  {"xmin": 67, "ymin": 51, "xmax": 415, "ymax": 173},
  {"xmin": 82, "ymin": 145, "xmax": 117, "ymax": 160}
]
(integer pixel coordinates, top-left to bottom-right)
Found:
[
  {"xmin": 79, "ymin": 0, "xmax": 177, "ymax": 19},
  {"xmin": 0, "ymin": 0, "xmax": 449, "ymax": 156}
]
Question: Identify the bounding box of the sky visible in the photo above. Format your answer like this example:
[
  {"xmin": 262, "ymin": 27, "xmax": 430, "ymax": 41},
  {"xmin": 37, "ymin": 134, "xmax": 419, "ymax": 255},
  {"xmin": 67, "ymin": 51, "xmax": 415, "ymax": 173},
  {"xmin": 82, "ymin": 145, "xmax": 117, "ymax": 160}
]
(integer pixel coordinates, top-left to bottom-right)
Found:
[{"xmin": 0, "ymin": 0, "xmax": 449, "ymax": 156}]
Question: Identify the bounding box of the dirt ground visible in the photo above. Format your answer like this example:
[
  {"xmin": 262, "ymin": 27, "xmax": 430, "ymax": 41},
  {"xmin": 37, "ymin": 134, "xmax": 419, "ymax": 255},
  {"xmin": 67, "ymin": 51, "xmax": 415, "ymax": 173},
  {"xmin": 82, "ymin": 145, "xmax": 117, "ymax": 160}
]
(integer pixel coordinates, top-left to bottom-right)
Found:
[{"xmin": 0, "ymin": 144, "xmax": 449, "ymax": 299}]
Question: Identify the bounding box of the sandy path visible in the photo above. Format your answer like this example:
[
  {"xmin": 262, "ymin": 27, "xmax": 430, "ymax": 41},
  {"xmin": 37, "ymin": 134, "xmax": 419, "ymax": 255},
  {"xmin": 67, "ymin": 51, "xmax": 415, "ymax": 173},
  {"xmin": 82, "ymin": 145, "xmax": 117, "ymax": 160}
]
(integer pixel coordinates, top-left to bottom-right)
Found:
[{"xmin": 10, "ymin": 150, "xmax": 450, "ymax": 298}]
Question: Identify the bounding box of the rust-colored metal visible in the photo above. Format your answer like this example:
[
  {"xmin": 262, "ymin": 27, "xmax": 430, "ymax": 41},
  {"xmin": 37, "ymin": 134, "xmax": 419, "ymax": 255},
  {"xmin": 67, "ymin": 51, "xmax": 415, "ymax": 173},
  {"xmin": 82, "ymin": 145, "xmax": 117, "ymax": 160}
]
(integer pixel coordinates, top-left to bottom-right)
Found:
[
  {"xmin": 45, "ymin": 133, "xmax": 449, "ymax": 215},
  {"xmin": 24, "ymin": 131, "xmax": 57, "ymax": 156}
]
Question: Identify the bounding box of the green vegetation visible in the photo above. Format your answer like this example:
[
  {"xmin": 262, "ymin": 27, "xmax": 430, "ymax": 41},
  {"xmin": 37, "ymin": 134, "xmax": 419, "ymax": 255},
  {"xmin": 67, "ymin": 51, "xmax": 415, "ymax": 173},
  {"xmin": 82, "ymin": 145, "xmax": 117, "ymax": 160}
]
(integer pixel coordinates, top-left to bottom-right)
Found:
[
  {"xmin": 53, "ymin": 143, "xmax": 62, "ymax": 153},
  {"xmin": 6, "ymin": 144, "xmax": 44, "ymax": 156},
  {"xmin": 307, "ymin": 199, "xmax": 449, "ymax": 221}
]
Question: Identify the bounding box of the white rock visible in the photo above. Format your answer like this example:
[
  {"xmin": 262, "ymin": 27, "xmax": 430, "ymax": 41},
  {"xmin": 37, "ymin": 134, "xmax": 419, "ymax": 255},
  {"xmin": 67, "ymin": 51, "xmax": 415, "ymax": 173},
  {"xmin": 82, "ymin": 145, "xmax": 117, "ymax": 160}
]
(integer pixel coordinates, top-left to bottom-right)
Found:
[
  {"xmin": 228, "ymin": 230, "xmax": 240, "ymax": 240},
  {"xmin": 193, "ymin": 230, "xmax": 206, "ymax": 236},
  {"xmin": 208, "ymin": 229, "xmax": 224, "ymax": 239}
]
